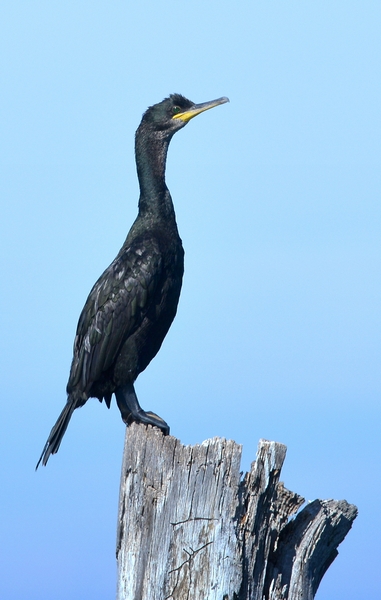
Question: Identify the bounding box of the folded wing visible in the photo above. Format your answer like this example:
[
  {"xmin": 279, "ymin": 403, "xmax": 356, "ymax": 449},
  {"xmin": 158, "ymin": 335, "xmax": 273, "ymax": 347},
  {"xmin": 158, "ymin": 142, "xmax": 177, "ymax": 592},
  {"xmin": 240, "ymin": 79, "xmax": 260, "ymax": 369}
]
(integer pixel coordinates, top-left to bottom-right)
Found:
[{"xmin": 67, "ymin": 236, "xmax": 163, "ymax": 397}]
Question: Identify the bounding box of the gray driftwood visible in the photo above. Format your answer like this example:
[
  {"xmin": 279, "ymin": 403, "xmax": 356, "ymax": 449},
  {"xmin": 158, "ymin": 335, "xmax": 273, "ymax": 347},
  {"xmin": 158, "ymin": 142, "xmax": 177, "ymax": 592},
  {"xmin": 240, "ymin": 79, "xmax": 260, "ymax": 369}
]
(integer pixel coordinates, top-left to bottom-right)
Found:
[{"xmin": 116, "ymin": 423, "xmax": 357, "ymax": 600}]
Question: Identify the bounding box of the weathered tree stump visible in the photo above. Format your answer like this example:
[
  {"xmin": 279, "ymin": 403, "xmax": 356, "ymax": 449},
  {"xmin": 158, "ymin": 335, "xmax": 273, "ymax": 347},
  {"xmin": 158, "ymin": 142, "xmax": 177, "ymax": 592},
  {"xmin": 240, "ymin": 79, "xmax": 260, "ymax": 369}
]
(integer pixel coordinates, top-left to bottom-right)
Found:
[{"xmin": 116, "ymin": 423, "xmax": 357, "ymax": 600}]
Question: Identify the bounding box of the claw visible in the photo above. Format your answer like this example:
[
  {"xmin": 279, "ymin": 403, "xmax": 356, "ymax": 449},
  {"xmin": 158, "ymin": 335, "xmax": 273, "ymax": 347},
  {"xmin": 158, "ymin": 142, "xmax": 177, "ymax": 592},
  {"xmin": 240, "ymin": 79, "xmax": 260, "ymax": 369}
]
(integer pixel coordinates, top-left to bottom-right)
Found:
[{"xmin": 144, "ymin": 411, "xmax": 170, "ymax": 435}]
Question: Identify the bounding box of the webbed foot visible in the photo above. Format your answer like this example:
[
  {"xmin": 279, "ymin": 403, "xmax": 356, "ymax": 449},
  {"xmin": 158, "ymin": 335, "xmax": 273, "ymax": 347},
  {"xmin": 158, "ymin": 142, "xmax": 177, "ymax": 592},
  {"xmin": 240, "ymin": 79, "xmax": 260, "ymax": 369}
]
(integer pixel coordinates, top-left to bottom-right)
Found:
[
  {"xmin": 128, "ymin": 409, "xmax": 169, "ymax": 435},
  {"xmin": 115, "ymin": 383, "xmax": 169, "ymax": 435}
]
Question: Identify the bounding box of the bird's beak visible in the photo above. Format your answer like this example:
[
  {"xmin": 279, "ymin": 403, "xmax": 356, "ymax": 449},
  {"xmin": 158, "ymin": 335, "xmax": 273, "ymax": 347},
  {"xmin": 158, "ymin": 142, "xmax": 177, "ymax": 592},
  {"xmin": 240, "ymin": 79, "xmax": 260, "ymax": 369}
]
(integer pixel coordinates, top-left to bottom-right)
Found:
[{"xmin": 172, "ymin": 96, "xmax": 229, "ymax": 123}]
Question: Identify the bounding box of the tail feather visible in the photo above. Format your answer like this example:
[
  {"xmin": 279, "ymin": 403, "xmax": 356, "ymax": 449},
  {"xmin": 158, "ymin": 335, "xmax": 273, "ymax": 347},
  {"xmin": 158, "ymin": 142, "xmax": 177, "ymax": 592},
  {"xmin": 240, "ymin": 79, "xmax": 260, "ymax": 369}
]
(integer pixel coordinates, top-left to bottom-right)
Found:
[{"xmin": 36, "ymin": 399, "xmax": 76, "ymax": 469}]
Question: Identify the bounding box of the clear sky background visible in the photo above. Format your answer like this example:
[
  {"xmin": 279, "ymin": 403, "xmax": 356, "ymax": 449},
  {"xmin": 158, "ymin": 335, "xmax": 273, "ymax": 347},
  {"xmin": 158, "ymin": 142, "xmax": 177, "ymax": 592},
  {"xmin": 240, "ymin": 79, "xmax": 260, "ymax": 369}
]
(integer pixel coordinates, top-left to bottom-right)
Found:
[{"xmin": 1, "ymin": 2, "xmax": 380, "ymax": 598}]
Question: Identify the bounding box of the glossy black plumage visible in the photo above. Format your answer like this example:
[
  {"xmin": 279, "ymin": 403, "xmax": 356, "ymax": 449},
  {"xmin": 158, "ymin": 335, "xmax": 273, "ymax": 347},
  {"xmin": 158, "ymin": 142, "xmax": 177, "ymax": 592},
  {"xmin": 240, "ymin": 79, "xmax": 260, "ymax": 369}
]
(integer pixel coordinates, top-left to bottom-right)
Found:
[{"xmin": 37, "ymin": 93, "xmax": 228, "ymax": 467}]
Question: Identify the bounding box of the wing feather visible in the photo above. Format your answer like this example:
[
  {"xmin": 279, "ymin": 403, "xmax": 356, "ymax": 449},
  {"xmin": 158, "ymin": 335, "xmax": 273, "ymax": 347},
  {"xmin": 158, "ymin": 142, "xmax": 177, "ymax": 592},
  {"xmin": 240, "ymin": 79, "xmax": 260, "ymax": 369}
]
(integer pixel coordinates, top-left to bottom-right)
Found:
[{"xmin": 67, "ymin": 237, "xmax": 163, "ymax": 395}]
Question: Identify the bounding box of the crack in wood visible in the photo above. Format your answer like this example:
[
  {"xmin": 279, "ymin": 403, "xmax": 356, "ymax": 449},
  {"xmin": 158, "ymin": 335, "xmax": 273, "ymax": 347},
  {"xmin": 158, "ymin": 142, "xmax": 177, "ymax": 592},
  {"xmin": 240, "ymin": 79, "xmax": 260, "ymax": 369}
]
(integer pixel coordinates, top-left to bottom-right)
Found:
[
  {"xmin": 168, "ymin": 541, "xmax": 214, "ymax": 575},
  {"xmin": 171, "ymin": 517, "xmax": 219, "ymax": 528}
]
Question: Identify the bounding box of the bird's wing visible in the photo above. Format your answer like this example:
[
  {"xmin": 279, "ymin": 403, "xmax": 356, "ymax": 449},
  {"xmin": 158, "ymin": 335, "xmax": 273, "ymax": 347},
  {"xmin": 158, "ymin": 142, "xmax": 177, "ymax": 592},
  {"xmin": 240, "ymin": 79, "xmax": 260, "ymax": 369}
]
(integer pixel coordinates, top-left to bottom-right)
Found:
[{"xmin": 67, "ymin": 237, "xmax": 163, "ymax": 394}]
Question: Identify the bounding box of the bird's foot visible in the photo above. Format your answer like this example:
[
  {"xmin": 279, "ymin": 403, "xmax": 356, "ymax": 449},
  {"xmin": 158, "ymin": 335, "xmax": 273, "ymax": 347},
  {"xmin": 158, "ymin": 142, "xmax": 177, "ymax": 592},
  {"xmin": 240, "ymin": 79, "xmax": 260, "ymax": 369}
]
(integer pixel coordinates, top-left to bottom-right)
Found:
[
  {"xmin": 115, "ymin": 383, "xmax": 170, "ymax": 435},
  {"xmin": 125, "ymin": 409, "xmax": 170, "ymax": 436}
]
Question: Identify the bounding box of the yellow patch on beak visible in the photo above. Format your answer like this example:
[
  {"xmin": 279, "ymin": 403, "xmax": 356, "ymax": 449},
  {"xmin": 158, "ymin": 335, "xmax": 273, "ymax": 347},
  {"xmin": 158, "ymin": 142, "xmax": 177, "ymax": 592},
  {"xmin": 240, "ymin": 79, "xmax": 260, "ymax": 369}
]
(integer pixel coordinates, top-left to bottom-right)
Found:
[{"xmin": 172, "ymin": 96, "xmax": 229, "ymax": 123}]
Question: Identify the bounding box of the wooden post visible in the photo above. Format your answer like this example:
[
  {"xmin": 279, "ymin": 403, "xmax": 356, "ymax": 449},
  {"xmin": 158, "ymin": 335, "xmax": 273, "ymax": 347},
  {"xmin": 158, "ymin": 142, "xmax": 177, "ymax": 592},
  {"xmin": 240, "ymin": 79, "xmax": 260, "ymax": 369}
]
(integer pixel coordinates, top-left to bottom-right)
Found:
[{"xmin": 116, "ymin": 423, "xmax": 357, "ymax": 600}]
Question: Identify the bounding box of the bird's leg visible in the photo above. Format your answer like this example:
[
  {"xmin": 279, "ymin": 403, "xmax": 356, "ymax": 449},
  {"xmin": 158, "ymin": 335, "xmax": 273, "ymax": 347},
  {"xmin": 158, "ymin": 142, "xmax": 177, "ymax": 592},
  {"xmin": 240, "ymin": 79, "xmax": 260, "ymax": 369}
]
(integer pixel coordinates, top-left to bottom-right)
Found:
[{"xmin": 115, "ymin": 382, "xmax": 170, "ymax": 435}]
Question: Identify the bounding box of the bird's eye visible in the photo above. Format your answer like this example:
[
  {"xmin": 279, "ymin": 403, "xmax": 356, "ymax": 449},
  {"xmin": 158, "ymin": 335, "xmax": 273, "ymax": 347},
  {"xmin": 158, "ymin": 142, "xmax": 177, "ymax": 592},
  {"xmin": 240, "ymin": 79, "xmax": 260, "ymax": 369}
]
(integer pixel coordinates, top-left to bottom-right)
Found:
[{"xmin": 172, "ymin": 106, "xmax": 182, "ymax": 115}]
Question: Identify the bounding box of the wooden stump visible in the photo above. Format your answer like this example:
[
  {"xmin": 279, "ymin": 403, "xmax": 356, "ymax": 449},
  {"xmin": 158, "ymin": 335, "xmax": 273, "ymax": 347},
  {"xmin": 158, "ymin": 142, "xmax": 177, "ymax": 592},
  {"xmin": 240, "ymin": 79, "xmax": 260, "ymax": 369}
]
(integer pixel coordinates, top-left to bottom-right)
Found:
[{"xmin": 116, "ymin": 423, "xmax": 357, "ymax": 600}]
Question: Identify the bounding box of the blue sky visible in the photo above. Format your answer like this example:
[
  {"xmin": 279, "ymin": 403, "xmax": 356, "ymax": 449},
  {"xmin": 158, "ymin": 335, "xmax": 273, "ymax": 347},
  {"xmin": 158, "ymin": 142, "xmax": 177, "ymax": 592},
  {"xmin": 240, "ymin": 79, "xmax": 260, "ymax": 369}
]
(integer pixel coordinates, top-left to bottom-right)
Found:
[{"xmin": 1, "ymin": 2, "xmax": 380, "ymax": 598}]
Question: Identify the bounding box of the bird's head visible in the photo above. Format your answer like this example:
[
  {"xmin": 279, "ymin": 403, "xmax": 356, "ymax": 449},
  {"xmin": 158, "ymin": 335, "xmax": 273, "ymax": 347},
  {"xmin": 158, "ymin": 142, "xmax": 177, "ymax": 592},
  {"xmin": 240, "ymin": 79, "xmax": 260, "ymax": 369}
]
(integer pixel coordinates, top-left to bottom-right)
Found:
[{"xmin": 140, "ymin": 94, "xmax": 229, "ymax": 137}]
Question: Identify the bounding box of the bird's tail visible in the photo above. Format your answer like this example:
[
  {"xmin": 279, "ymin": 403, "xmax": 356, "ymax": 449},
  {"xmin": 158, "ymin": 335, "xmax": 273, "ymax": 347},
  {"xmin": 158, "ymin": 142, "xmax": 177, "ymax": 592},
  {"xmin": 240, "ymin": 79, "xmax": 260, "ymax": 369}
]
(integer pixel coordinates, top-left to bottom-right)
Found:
[{"xmin": 36, "ymin": 398, "xmax": 76, "ymax": 469}]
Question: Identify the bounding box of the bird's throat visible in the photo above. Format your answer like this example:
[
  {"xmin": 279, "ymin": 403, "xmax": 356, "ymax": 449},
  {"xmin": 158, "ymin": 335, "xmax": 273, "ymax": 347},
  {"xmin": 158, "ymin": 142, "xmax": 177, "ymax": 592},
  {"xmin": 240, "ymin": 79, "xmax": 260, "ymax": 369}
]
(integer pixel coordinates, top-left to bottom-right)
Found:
[{"xmin": 135, "ymin": 128, "xmax": 174, "ymax": 219}]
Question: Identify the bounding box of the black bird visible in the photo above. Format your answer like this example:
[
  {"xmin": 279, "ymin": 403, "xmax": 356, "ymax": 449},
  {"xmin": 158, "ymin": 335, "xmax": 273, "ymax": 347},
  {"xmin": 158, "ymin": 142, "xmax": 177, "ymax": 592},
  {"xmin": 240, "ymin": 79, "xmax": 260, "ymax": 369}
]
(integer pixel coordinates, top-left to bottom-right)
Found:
[{"xmin": 37, "ymin": 94, "xmax": 229, "ymax": 467}]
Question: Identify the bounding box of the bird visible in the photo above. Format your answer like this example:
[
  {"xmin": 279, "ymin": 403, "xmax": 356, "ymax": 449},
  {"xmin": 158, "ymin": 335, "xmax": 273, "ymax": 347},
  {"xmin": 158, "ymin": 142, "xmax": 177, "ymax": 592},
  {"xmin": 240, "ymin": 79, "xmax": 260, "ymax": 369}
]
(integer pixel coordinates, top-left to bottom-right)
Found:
[{"xmin": 36, "ymin": 93, "xmax": 229, "ymax": 468}]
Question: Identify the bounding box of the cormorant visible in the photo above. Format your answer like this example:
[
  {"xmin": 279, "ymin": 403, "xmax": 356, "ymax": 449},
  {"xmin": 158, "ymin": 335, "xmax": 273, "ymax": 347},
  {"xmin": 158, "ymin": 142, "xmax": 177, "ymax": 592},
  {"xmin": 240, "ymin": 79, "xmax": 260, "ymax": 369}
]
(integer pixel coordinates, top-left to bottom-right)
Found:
[{"xmin": 37, "ymin": 94, "xmax": 229, "ymax": 468}]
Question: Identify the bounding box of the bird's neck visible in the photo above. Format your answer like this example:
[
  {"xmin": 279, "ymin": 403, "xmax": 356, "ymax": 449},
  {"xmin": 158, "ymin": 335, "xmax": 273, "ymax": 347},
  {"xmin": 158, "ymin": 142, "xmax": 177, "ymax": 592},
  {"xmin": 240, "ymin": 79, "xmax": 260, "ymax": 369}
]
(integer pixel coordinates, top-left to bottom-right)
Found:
[{"xmin": 135, "ymin": 126, "xmax": 175, "ymax": 220}]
